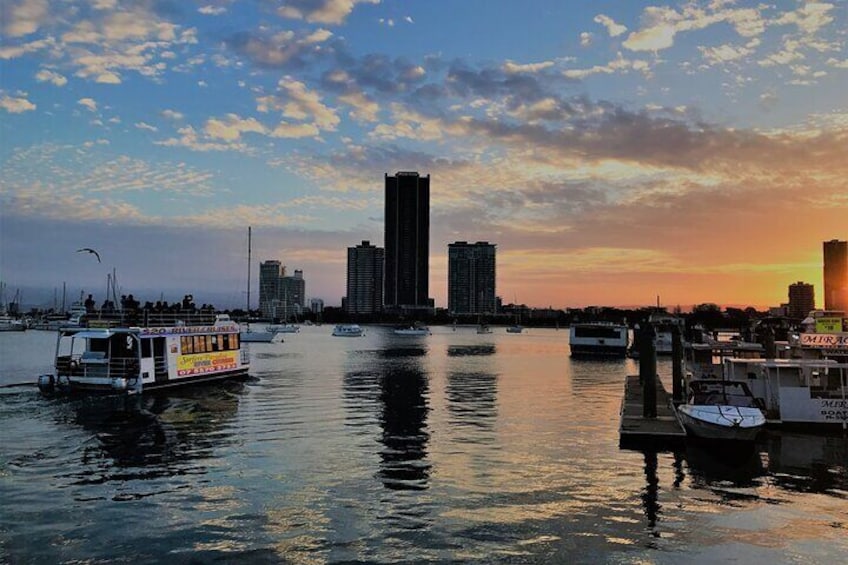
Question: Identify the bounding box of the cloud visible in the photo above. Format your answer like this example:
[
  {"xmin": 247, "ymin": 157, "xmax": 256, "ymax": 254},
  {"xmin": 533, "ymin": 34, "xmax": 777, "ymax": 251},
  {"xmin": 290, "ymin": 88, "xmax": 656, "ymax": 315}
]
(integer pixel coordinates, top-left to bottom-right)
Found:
[
  {"xmin": 226, "ymin": 28, "xmax": 335, "ymax": 69},
  {"xmin": 774, "ymin": 2, "xmax": 835, "ymax": 35},
  {"xmin": 277, "ymin": 0, "xmax": 381, "ymax": 25},
  {"xmin": 204, "ymin": 114, "xmax": 267, "ymax": 140},
  {"xmin": 594, "ymin": 14, "xmax": 627, "ymax": 37},
  {"xmin": 2, "ymin": 0, "xmax": 48, "ymax": 37},
  {"xmin": 580, "ymin": 32, "xmax": 593, "ymax": 47},
  {"xmin": 563, "ymin": 52, "xmax": 651, "ymax": 79},
  {"xmin": 257, "ymin": 77, "xmax": 340, "ymax": 131},
  {"xmin": 623, "ymin": 3, "xmax": 766, "ymax": 52},
  {"xmin": 0, "ymin": 94, "xmax": 36, "ymax": 113},
  {"xmin": 502, "ymin": 60, "xmax": 555, "ymax": 74},
  {"xmin": 77, "ymin": 97, "xmax": 98, "ymax": 112},
  {"xmin": 134, "ymin": 121, "xmax": 158, "ymax": 132},
  {"xmin": 156, "ymin": 125, "xmax": 251, "ymax": 152},
  {"xmin": 34, "ymin": 68, "xmax": 67, "ymax": 86},
  {"xmin": 198, "ymin": 5, "xmax": 227, "ymax": 16},
  {"xmin": 161, "ymin": 109, "xmax": 184, "ymax": 120}
]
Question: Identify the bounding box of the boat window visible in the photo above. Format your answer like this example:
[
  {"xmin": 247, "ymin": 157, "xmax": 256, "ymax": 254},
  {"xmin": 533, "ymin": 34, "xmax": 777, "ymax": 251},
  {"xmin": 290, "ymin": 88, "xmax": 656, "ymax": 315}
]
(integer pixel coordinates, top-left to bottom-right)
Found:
[
  {"xmin": 193, "ymin": 335, "xmax": 205, "ymax": 353},
  {"xmin": 181, "ymin": 336, "xmax": 193, "ymax": 354},
  {"xmin": 574, "ymin": 326, "xmax": 622, "ymax": 339},
  {"xmin": 141, "ymin": 339, "xmax": 152, "ymax": 358},
  {"xmin": 211, "ymin": 334, "xmax": 219, "ymax": 351},
  {"xmin": 230, "ymin": 333, "xmax": 239, "ymax": 350}
]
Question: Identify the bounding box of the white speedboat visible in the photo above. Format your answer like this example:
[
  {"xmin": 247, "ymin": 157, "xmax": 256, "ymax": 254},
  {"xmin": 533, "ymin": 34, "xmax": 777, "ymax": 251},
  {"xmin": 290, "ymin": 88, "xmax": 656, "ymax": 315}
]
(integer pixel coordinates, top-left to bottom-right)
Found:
[
  {"xmin": 506, "ymin": 325, "xmax": 523, "ymax": 334},
  {"xmin": 677, "ymin": 380, "xmax": 765, "ymax": 442},
  {"xmin": 393, "ymin": 325, "xmax": 430, "ymax": 336},
  {"xmin": 476, "ymin": 323, "xmax": 492, "ymax": 334},
  {"xmin": 332, "ymin": 324, "xmax": 364, "ymax": 337}
]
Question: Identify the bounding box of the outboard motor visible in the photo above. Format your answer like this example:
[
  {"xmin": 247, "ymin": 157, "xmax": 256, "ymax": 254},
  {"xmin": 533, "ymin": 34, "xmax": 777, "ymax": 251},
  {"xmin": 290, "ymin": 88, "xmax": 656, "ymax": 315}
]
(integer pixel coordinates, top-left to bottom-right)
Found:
[{"xmin": 37, "ymin": 374, "xmax": 55, "ymax": 394}]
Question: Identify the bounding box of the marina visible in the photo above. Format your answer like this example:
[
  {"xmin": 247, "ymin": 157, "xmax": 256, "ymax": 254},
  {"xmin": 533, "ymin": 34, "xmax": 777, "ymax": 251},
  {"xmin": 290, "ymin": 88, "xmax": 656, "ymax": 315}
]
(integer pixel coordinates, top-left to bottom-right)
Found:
[{"xmin": 2, "ymin": 326, "xmax": 847, "ymax": 563}]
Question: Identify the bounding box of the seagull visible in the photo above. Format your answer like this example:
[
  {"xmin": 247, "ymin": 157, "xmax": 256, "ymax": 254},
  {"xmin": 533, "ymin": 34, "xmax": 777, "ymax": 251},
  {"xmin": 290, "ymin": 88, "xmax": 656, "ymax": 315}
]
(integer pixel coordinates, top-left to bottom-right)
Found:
[{"xmin": 76, "ymin": 248, "xmax": 101, "ymax": 263}]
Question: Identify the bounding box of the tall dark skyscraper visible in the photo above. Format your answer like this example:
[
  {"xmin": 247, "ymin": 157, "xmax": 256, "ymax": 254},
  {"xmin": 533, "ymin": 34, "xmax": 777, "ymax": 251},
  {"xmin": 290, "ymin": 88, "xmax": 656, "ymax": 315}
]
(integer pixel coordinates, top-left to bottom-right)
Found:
[
  {"xmin": 384, "ymin": 172, "xmax": 432, "ymax": 312},
  {"xmin": 448, "ymin": 241, "xmax": 497, "ymax": 315},
  {"xmin": 787, "ymin": 281, "xmax": 815, "ymax": 319},
  {"xmin": 823, "ymin": 239, "xmax": 847, "ymax": 312},
  {"xmin": 345, "ymin": 240, "xmax": 384, "ymax": 315}
]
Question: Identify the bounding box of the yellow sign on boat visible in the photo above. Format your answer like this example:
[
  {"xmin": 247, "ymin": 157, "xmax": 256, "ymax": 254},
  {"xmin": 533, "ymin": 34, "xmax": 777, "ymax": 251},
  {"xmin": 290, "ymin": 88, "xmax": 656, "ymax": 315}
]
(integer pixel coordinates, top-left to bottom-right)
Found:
[
  {"xmin": 177, "ymin": 352, "xmax": 238, "ymax": 376},
  {"xmin": 815, "ymin": 317, "xmax": 844, "ymax": 333}
]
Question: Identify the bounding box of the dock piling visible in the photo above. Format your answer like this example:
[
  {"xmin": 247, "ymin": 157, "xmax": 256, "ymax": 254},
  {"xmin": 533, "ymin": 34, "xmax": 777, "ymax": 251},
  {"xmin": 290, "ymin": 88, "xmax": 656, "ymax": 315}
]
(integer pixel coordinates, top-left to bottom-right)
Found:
[
  {"xmin": 639, "ymin": 323, "xmax": 657, "ymax": 418},
  {"xmin": 672, "ymin": 325, "xmax": 683, "ymax": 404}
]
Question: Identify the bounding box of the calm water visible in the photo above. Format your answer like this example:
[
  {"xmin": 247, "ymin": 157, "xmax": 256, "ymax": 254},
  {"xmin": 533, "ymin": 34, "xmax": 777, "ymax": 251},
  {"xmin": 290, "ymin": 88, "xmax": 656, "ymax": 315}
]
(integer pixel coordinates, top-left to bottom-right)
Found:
[{"xmin": 1, "ymin": 327, "xmax": 846, "ymax": 564}]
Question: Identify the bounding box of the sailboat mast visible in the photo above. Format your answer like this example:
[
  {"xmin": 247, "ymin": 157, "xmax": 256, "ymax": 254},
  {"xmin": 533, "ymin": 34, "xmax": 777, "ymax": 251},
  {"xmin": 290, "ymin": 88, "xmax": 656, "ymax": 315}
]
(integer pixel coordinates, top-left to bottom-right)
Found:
[{"xmin": 246, "ymin": 226, "xmax": 252, "ymax": 314}]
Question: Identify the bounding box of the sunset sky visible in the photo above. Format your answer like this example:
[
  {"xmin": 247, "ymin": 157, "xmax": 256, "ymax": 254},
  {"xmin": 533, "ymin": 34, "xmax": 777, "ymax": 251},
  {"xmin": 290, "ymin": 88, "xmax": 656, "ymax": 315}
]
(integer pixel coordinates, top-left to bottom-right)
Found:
[{"xmin": 1, "ymin": 0, "xmax": 846, "ymax": 310}]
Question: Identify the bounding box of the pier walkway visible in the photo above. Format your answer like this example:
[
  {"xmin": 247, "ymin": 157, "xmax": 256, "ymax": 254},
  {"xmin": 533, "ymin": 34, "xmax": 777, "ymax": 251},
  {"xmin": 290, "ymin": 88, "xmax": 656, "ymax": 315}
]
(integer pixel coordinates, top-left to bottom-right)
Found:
[{"xmin": 619, "ymin": 374, "xmax": 686, "ymax": 450}]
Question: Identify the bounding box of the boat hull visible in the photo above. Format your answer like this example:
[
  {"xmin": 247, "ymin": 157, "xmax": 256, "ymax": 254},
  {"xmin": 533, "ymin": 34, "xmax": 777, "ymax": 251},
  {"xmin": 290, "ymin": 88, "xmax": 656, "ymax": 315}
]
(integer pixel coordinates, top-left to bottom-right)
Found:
[
  {"xmin": 677, "ymin": 405, "xmax": 764, "ymax": 442},
  {"xmin": 569, "ymin": 344, "xmax": 628, "ymax": 358}
]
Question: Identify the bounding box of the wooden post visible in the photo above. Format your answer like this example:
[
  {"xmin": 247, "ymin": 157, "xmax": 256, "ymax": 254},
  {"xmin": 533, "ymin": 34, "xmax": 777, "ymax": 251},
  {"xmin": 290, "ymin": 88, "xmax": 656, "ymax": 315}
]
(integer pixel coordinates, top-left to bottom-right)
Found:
[
  {"xmin": 672, "ymin": 325, "xmax": 684, "ymax": 404},
  {"xmin": 640, "ymin": 323, "xmax": 657, "ymax": 418}
]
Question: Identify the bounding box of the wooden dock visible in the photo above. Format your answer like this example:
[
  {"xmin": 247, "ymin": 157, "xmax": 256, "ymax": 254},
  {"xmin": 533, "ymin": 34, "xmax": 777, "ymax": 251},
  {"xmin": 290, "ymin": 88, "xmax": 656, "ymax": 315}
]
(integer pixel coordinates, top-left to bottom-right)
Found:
[{"xmin": 619, "ymin": 374, "xmax": 686, "ymax": 450}]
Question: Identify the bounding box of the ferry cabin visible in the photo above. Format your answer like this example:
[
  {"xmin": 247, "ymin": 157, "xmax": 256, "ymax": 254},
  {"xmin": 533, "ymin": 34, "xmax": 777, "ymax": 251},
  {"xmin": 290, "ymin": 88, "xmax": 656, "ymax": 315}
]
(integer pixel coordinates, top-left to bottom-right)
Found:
[
  {"xmin": 569, "ymin": 323, "xmax": 629, "ymax": 357},
  {"xmin": 39, "ymin": 319, "xmax": 249, "ymax": 394}
]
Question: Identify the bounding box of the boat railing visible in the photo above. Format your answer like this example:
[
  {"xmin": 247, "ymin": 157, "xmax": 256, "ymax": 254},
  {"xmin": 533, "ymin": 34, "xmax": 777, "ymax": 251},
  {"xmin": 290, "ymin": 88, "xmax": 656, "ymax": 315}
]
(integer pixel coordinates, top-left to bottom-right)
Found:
[
  {"xmin": 57, "ymin": 354, "xmax": 139, "ymax": 379},
  {"xmin": 79, "ymin": 310, "xmax": 219, "ymax": 328}
]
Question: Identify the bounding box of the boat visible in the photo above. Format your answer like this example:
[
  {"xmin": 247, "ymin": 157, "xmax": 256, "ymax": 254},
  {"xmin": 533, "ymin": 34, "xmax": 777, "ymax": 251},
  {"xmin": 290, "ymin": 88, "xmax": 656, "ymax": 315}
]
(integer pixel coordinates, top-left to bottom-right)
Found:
[
  {"xmin": 648, "ymin": 311, "xmax": 685, "ymax": 354},
  {"xmin": 506, "ymin": 325, "xmax": 523, "ymax": 334},
  {"xmin": 569, "ymin": 322, "xmax": 629, "ymax": 357},
  {"xmin": 0, "ymin": 313, "xmax": 26, "ymax": 332},
  {"xmin": 240, "ymin": 326, "xmax": 278, "ymax": 343},
  {"xmin": 267, "ymin": 323, "xmax": 300, "ymax": 334},
  {"xmin": 677, "ymin": 380, "xmax": 766, "ymax": 441},
  {"xmin": 393, "ymin": 325, "xmax": 431, "ymax": 336},
  {"xmin": 332, "ymin": 324, "xmax": 364, "ymax": 337},
  {"xmin": 37, "ymin": 314, "xmax": 250, "ymax": 395},
  {"xmin": 476, "ymin": 323, "xmax": 492, "ymax": 334}
]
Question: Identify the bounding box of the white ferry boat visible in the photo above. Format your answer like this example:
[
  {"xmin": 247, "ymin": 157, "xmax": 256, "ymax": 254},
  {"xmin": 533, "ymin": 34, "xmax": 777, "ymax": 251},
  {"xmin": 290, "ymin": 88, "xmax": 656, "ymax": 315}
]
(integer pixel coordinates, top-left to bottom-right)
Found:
[
  {"xmin": 267, "ymin": 323, "xmax": 300, "ymax": 334},
  {"xmin": 393, "ymin": 325, "xmax": 431, "ymax": 336},
  {"xmin": 332, "ymin": 324, "xmax": 365, "ymax": 337},
  {"xmin": 37, "ymin": 314, "xmax": 249, "ymax": 395},
  {"xmin": 649, "ymin": 312, "xmax": 685, "ymax": 354},
  {"xmin": 569, "ymin": 322, "xmax": 629, "ymax": 357}
]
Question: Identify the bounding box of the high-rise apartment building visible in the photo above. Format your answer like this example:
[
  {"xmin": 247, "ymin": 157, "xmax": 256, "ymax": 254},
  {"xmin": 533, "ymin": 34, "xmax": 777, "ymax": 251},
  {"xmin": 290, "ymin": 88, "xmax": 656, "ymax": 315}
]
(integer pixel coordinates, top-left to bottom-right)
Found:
[
  {"xmin": 346, "ymin": 240, "xmax": 384, "ymax": 314},
  {"xmin": 384, "ymin": 172, "xmax": 432, "ymax": 312},
  {"xmin": 448, "ymin": 241, "xmax": 497, "ymax": 315},
  {"xmin": 258, "ymin": 261, "xmax": 305, "ymax": 320},
  {"xmin": 823, "ymin": 239, "xmax": 847, "ymax": 312},
  {"xmin": 787, "ymin": 281, "xmax": 815, "ymax": 319}
]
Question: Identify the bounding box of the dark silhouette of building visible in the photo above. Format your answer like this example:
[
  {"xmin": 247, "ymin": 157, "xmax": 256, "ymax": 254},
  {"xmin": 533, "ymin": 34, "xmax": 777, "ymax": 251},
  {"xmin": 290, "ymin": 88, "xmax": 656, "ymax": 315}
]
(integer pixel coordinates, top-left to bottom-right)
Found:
[
  {"xmin": 384, "ymin": 172, "xmax": 432, "ymax": 313},
  {"xmin": 823, "ymin": 239, "xmax": 847, "ymax": 312},
  {"xmin": 787, "ymin": 281, "xmax": 815, "ymax": 319},
  {"xmin": 448, "ymin": 241, "xmax": 497, "ymax": 314},
  {"xmin": 259, "ymin": 260, "xmax": 305, "ymax": 320},
  {"xmin": 346, "ymin": 240, "xmax": 384, "ymax": 314}
]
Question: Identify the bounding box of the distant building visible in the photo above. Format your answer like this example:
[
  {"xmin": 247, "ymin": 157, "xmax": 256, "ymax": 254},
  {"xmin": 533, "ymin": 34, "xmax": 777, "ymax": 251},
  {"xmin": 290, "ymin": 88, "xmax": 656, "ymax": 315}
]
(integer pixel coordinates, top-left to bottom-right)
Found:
[
  {"xmin": 384, "ymin": 172, "xmax": 433, "ymax": 313},
  {"xmin": 448, "ymin": 241, "xmax": 497, "ymax": 315},
  {"xmin": 787, "ymin": 281, "xmax": 815, "ymax": 319},
  {"xmin": 258, "ymin": 260, "xmax": 305, "ymax": 320},
  {"xmin": 346, "ymin": 240, "xmax": 384, "ymax": 314},
  {"xmin": 823, "ymin": 239, "xmax": 847, "ymax": 312},
  {"xmin": 309, "ymin": 298, "xmax": 324, "ymax": 314}
]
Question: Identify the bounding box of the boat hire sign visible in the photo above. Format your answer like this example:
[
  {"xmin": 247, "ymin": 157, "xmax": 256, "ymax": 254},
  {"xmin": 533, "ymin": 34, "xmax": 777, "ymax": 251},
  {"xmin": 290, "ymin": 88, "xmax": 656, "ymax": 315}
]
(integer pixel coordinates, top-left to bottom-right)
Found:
[
  {"xmin": 815, "ymin": 317, "xmax": 845, "ymax": 333},
  {"xmin": 800, "ymin": 333, "xmax": 848, "ymax": 349},
  {"xmin": 177, "ymin": 352, "xmax": 238, "ymax": 376}
]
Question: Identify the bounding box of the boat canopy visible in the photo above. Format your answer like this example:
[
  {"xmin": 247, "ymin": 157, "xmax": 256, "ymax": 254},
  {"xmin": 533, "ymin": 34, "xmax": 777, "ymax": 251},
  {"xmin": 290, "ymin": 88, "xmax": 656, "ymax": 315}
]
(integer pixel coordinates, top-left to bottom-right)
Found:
[{"xmin": 64, "ymin": 330, "xmax": 117, "ymax": 339}]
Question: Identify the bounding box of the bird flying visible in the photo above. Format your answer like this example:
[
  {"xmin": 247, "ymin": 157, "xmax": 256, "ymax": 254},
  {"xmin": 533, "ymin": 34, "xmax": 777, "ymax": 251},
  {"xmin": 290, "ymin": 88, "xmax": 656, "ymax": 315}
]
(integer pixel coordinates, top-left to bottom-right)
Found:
[{"xmin": 76, "ymin": 248, "xmax": 101, "ymax": 263}]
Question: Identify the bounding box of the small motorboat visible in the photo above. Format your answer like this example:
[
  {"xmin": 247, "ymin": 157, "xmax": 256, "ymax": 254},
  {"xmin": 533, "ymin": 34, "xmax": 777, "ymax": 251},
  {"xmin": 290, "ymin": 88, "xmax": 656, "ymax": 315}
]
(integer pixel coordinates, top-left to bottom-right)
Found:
[
  {"xmin": 267, "ymin": 323, "xmax": 300, "ymax": 334},
  {"xmin": 332, "ymin": 324, "xmax": 365, "ymax": 337},
  {"xmin": 677, "ymin": 380, "xmax": 765, "ymax": 442},
  {"xmin": 393, "ymin": 325, "xmax": 430, "ymax": 336},
  {"xmin": 505, "ymin": 325, "xmax": 523, "ymax": 334}
]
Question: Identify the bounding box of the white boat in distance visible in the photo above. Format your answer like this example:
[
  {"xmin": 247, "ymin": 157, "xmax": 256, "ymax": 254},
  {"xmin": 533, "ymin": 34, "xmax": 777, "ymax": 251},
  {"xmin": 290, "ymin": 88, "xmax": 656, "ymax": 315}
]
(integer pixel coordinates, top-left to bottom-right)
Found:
[
  {"xmin": 0, "ymin": 313, "xmax": 26, "ymax": 332},
  {"xmin": 569, "ymin": 322, "xmax": 629, "ymax": 357},
  {"xmin": 393, "ymin": 325, "xmax": 431, "ymax": 336},
  {"xmin": 477, "ymin": 323, "xmax": 492, "ymax": 334},
  {"xmin": 333, "ymin": 324, "xmax": 365, "ymax": 337},
  {"xmin": 506, "ymin": 325, "xmax": 523, "ymax": 334},
  {"xmin": 267, "ymin": 323, "xmax": 300, "ymax": 334},
  {"xmin": 677, "ymin": 380, "xmax": 766, "ymax": 442}
]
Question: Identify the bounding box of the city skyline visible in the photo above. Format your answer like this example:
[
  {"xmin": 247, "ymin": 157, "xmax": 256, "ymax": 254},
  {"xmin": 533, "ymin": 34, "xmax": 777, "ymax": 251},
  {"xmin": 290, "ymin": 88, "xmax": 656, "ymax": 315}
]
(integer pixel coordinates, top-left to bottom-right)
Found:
[{"xmin": 2, "ymin": 1, "xmax": 847, "ymax": 309}]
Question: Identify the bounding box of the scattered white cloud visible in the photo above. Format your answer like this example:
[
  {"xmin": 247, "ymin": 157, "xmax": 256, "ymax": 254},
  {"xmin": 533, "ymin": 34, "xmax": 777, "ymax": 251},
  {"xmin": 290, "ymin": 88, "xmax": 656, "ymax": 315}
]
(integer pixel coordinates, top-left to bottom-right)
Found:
[
  {"xmin": 35, "ymin": 68, "xmax": 67, "ymax": 86},
  {"xmin": 205, "ymin": 114, "xmax": 267, "ymax": 141},
  {"xmin": 594, "ymin": 14, "xmax": 627, "ymax": 37},
  {"xmin": 198, "ymin": 5, "xmax": 227, "ymax": 16},
  {"xmin": 134, "ymin": 121, "xmax": 158, "ymax": 132},
  {"xmin": 77, "ymin": 97, "xmax": 98, "ymax": 112},
  {"xmin": 2, "ymin": 0, "xmax": 49, "ymax": 38},
  {"xmin": 278, "ymin": 0, "xmax": 381, "ymax": 25},
  {"xmin": 564, "ymin": 52, "xmax": 651, "ymax": 79},
  {"xmin": 580, "ymin": 32, "xmax": 593, "ymax": 47},
  {"xmin": 503, "ymin": 60, "xmax": 555, "ymax": 74},
  {"xmin": 404, "ymin": 16, "xmax": 414, "ymax": 24},
  {"xmin": 161, "ymin": 109, "xmax": 184, "ymax": 120},
  {"xmin": 0, "ymin": 94, "xmax": 36, "ymax": 113}
]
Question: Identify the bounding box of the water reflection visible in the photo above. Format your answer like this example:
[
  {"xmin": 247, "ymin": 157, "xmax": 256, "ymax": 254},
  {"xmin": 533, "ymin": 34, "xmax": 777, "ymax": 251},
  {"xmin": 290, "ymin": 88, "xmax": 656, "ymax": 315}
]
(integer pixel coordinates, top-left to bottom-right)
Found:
[
  {"xmin": 446, "ymin": 371, "xmax": 498, "ymax": 439},
  {"xmin": 447, "ymin": 344, "xmax": 496, "ymax": 357},
  {"xmin": 342, "ymin": 338, "xmax": 431, "ymax": 491},
  {"xmin": 59, "ymin": 383, "xmax": 244, "ymax": 488},
  {"xmin": 763, "ymin": 432, "xmax": 848, "ymax": 494}
]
